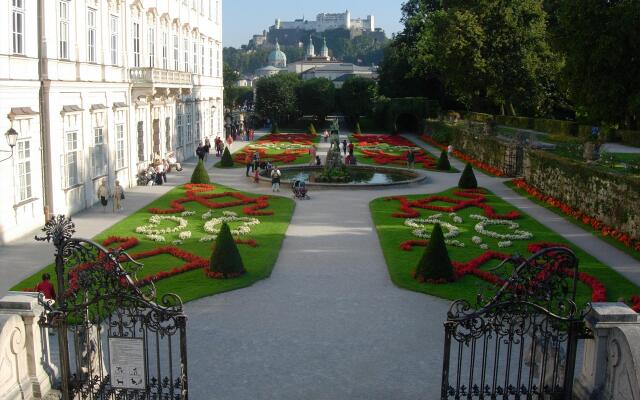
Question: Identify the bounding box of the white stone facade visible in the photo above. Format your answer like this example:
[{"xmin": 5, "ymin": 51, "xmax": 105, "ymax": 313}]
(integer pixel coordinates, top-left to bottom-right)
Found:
[
  {"xmin": 0, "ymin": 0, "xmax": 224, "ymax": 244},
  {"xmin": 274, "ymin": 10, "xmax": 375, "ymax": 33}
]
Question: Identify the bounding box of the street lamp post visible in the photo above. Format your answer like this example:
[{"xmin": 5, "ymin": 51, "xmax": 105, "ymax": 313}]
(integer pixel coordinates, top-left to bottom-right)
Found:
[{"xmin": 0, "ymin": 127, "xmax": 19, "ymax": 163}]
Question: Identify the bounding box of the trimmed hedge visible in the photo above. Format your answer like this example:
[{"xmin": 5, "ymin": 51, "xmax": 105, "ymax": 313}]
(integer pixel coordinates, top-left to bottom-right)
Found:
[
  {"xmin": 414, "ymin": 223, "xmax": 454, "ymax": 282},
  {"xmin": 208, "ymin": 222, "xmax": 246, "ymax": 279},
  {"xmin": 436, "ymin": 150, "xmax": 451, "ymax": 170},
  {"xmin": 458, "ymin": 163, "xmax": 478, "ymax": 189},
  {"xmin": 190, "ymin": 160, "xmax": 210, "ymax": 184},
  {"xmin": 467, "ymin": 112, "xmax": 494, "ymax": 124},
  {"xmin": 619, "ymin": 130, "xmax": 640, "ymax": 147},
  {"xmin": 220, "ymin": 147, "xmax": 234, "ymax": 167},
  {"xmin": 494, "ymin": 115, "xmax": 534, "ymax": 130}
]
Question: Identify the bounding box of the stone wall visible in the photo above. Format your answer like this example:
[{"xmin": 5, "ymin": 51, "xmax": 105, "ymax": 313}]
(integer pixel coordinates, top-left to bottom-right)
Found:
[
  {"xmin": 449, "ymin": 124, "xmax": 511, "ymax": 174},
  {"xmin": 525, "ymin": 150, "xmax": 640, "ymax": 240}
]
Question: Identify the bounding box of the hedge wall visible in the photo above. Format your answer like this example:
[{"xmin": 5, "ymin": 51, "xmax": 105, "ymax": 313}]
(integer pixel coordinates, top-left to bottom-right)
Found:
[
  {"xmin": 525, "ymin": 150, "xmax": 640, "ymax": 240},
  {"xmin": 619, "ymin": 130, "xmax": 640, "ymax": 147}
]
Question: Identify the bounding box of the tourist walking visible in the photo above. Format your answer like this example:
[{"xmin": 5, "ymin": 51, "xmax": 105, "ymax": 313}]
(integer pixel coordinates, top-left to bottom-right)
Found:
[
  {"xmin": 97, "ymin": 179, "xmax": 109, "ymax": 212},
  {"xmin": 406, "ymin": 150, "xmax": 415, "ymax": 169},
  {"xmin": 309, "ymin": 145, "xmax": 316, "ymax": 165},
  {"xmin": 447, "ymin": 144, "xmax": 454, "ymax": 155},
  {"xmin": 113, "ymin": 180, "xmax": 125, "ymax": 212},
  {"xmin": 271, "ymin": 166, "xmax": 281, "ymax": 192},
  {"xmin": 315, "ymin": 155, "xmax": 322, "ymax": 166},
  {"xmin": 36, "ymin": 273, "xmax": 56, "ymax": 302},
  {"xmin": 348, "ymin": 142, "xmax": 354, "ymax": 154},
  {"xmin": 196, "ymin": 143, "xmax": 206, "ymax": 161},
  {"xmin": 323, "ymin": 130, "xmax": 329, "ymax": 143},
  {"xmin": 252, "ymin": 151, "xmax": 260, "ymax": 172},
  {"xmin": 245, "ymin": 156, "xmax": 252, "ymax": 177},
  {"xmin": 342, "ymin": 139, "xmax": 347, "ymax": 155},
  {"xmin": 204, "ymin": 138, "xmax": 211, "ymax": 161}
]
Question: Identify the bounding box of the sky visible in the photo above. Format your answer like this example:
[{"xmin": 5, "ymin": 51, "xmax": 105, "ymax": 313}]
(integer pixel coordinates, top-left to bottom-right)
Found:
[{"xmin": 222, "ymin": 0, "xmax": 405, "ymax": 48}]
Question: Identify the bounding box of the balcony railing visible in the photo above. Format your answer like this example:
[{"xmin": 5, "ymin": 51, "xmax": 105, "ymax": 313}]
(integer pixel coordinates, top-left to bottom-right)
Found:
[{"xmin": 129, "ymin": 68, "xmax": 193, "ymax": 86}]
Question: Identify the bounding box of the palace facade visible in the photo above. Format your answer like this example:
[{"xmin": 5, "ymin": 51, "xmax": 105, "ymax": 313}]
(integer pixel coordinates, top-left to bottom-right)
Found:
[{"xmin": 0, "ymin": 0, "xmax": 224, "ymax": 244}]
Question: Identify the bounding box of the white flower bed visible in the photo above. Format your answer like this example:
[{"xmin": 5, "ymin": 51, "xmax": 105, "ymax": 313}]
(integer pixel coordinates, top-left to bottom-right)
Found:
[
  {"xmin": 470, "ymin": 215, "xmax": 533, "ymax": 241},
  {"xmin": 472, "ymin": 236, "xmax": 483, "ymax": 245},
  {"xmin": 203, "ymin": 211, "xmax": 260, "ymax": 237},
  {"xmin": 480, "ymin": 243, "xmax": 489, "ymax": 250},
  {"xmin": 181, "ymin": 211, "xmax": 196, "ymax": 217},
  {"xmin": 202, "ymin": 210, "xmax": 213, "ymax": 220},
  {"xmin": 449, "ymin": 213, "xmax": 463, "ymax": 224},
  {"xmin": 199, "ymin": 235, "xmax": 217, "ymax": 242},
  {"xmin": 148, "ymin": 234, "xmax": 166, "ymax": 243},
  {"xmin": 172, "ymin": 239, "xmax": 183, "ymax": 245},
  {"xmin": 178, "ymin": 231, "xmax": 192, "ymax": 240},
  {"xmin": 404, "ymin": 214, "xmax": 464, "ymax": 247},
  {"xmin": 136, "ymin": 215, "xmax": 188, "ymax": 239},
  {"xmin": 498, "ymin": 241, "xmax": 513, "ymax": 248}
]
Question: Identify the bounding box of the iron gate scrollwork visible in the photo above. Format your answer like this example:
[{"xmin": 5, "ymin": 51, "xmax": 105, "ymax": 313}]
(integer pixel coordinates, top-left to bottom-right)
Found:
[
  {"xmin": 440, "ymin": 247, "xmax": 590, "ymax": 400},
  {"xmin": 35, "ymin": 215, "xmax": 188, "ymax": 400}
]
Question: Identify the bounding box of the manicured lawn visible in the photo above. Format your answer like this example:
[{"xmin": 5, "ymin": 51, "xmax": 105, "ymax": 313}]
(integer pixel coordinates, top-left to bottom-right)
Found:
[
  {"xmin": 370, "ymin": 187, "xmax": 640, "ymax": 309},
  {"xmin": 506, "ymin": 180, "xmax": 640, "ymax": 262},
  {"xmin": 13, "ymin": 183, "xmax": 295, "ymax": 303},
  {"xmin": 349, "ymin": 134, "xmax": 457, "ymax": 172},
  {"xmin": 216, "ymin": 133, "xmax": 319, "ymax": 168}
]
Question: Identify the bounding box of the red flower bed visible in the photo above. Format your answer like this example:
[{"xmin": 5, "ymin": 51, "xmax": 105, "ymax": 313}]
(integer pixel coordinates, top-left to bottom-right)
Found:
[
  {"xmin": 388, "ymin": 189, "xmax": 520, "ymax": 219},
  {"xmin": 148, "ymin": 184, "xmax": 274, "ymax": 216},
  {"xmin": 233, "ymin": 148, "xmax": 308, "ymax": 164},
  {"xmin": 258, "ymin": 133, "xmax": 315, "ymax": 145},
  {"xmin": 352, "ymin": 134, "xmax": 437, "ymax": 169},
  {"xmin": 631, "ymin": 295, "xmax": 640, "ymax": 312},
  {"xmin": 401, "ymin": 239, "xmax": 617, "ymax": 303},
  {"xmin": 420, "ymin": 134, "xmax": 504, "ymax": 176},
  {"xmin": 512, "ymin": 178, "xmax": 640, "ymax": 253}
]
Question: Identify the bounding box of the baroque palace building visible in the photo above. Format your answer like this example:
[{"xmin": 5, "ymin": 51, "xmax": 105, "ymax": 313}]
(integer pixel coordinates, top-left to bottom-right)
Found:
[{"xmin": 0, "ymin": 0, "xmax": 223, "ymax": 244}]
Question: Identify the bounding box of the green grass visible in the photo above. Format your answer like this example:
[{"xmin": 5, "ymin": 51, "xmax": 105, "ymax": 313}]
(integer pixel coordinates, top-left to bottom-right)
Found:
[
  {"xmin": 13, "ymin": 183, "xmax": 295, "ymax": 303},
  {"xmin": 505, "ymin": 180, "xmax": 640, "ymax": 263},
  {"xmin": 370, "ymin": 187, "xmax": 640, "ymax": 308}
]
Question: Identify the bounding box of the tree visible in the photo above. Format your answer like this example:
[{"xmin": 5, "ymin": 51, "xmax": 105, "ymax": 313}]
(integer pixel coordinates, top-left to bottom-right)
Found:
[
  {"xmin": 255, "ymin": 73, "xmax": 300, "ymax": 125},
  {"xmin": 458, "ymin": 163, "xmax": 478, "ymax": 189},
  {"xmin": 224, "ymin": 86, "xmax": 253, "ymax": 110},
  {"xmin": 207, "ymin": 222, "xmax": 245, "ymax": 279},
  {"xmin": 339, "ymin": 76, "xmax": 377, "ymax": 123},
  {"xmin": 555, "ymin": 1, "xmax": 640, "ymax": 127},
  {"xmin": 414, "ymin": 223, "xmax": 454, "ymax": 282},
  {"xmin": 190, "ymin": 160, "xmax": 210, "ymax": 184},
  {"xmin": 297, "ymin": 78, "xmax": 335, "ymax": 125}
]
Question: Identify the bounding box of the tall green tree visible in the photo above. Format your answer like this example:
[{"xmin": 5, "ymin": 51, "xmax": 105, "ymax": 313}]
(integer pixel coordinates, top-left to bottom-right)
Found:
[
  {"xmin": 555, "ymin": 1, "xmax": 640, "ymax": 127},
  {"xmin": 338, "ymin": 76, "xmax": 377, "ymax": 123},
  {"xmin": 255, "ymin": 73, "xmax": 301, "ymax": 124},
  {"xmin": 297, "ymin": 78, "xmax": 335, "ymax": 124}
]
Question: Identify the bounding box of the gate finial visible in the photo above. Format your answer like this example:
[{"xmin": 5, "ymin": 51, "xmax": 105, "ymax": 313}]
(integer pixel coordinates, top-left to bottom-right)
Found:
[{"xmin": 35, "ymin": 215, "xmax": 76, "ymax": 247}]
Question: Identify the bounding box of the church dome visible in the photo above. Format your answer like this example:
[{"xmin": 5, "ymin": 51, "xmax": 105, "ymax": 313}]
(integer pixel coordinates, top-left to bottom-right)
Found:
[{"xmin": 268, "ymin": 40, "xmax": 287, "ymax": 68}]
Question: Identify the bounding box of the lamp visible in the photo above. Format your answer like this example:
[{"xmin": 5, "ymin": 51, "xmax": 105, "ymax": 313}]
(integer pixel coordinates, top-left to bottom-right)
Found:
[{"xmin": 0, "ymin": 127, "xmax": 18, "ymax": 162}]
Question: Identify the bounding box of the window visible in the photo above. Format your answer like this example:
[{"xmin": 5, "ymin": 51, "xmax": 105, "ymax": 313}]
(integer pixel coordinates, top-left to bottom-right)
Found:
[
  {"xmin": 110, "ymin": 16, "xmax": 118, "ymax": 65},
  {"xmin": 200, "ymin": 0, "xmax": 204, "ymax": 14},
  {"xmin": 186, "ymin": 107, "xmax": 192, "ymax": 144},
  {"xmin": 217, "ymin": 45, "xmax": 221, "ymax": 77},
  {"xmin": 137, "ymin": 121, "xmax": 144, "ymax": 162},
  {"xmin": 215, "ymin": 1, "xmax": 219, "ymax": 24},
  {"xmin": 16, "ymin": 140, "xmax": 32, "ymax": 201},
  {"xmin": 12, "ymin": 0, "xmax": 25, "ymax": 54},
  {"xmin": 173, "ymin": 34, "xmax": 179, "ymax": 70},
  {"xmin": 165, "ymin": 117, "xmax": 171, "ymax": 152},
  {"xmin": 200, "ymin": 41, "xmax": 205, "ymax": 75},
  {"xmin": 183, "ymin": 38, "xmax": 189, "ymax": 71},
  {"xmin": 63, "ymin": 129, "xmax": 80, "ymax": 188},
  {"xmin": 176, "ymin": 111, "xmax": 183, "ymax": 147},
  {"xmin": 148, "ymin": 27, "xmax": 155, "ymax": 67},
  {"xmin": 162, "ymin": 31, "xmax": 168, "ymax": 69},
  {"xmin": 87, "ymin": 8, "xmax": 96, "ymax": 62},
  {"xmin": 209, "ymin": 44, "xmax": 213, "ymax": 76},
  {"xmin": 59, "ymin": 0, "xmax": 69, "ymax": 59},
  {"xmin": 116, "ymin": 123, "xmax": 125, "ymax": 169},
  {"xmin": 196, "ymin": 110, "xmax": 201, "ymax": 142},
  {"xmin": 193, "ymin": 41, "xmax": 198, "ymax": 74},
  {"xmin": 133, "ymin": 22, "xmax": 140, "ymax": 67},
  {"xmin": 91, "ymin": 126, "xmax": 107, "ymax": 177}
]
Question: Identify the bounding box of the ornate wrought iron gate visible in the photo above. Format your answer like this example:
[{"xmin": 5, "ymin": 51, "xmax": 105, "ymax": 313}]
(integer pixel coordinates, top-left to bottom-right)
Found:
[
  {"xmin": 36, "ymin": 216, "xmax": 188, "ymax": 400},
  {"xmin": 440, "ymin": 247, "xmax": 589, "ymax": 399}
]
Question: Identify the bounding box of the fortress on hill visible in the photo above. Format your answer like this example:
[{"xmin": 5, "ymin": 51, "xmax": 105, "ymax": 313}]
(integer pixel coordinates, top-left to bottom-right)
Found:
[{"xmin": 274, "ymin": 11, "xmax": 375, "ymax": 33}]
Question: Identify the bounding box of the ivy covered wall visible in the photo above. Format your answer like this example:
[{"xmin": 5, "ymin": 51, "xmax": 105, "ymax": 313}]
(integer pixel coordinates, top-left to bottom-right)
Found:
[{"xmin": 525, "ymin": 150, "xmax": 640, "ymax": 240}]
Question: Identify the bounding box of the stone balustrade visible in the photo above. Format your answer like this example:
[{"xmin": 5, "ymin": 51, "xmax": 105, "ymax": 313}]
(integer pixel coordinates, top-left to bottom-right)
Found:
[
  {"xmin": 129, "ymin": 67, "xmax": 193, "ymax": 87},
  {"xmin": 0, "ymin": 292, "xmax": 57, "ymax": 399},
  {"xmin": 574, "ymin": 302, "xmax": 640, "ymax": 400}
]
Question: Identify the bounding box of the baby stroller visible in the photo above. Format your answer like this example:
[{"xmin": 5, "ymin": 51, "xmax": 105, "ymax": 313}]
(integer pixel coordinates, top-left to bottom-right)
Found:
[{"xmin": 291, "ymin": 179, "xmax": 310, "ymax": 200}]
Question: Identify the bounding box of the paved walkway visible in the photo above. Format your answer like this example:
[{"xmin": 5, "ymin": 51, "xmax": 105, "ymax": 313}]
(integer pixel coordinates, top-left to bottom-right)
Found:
[{"xmin": 0, "ymin": 131, "xmax": 638, "ymax": 399}]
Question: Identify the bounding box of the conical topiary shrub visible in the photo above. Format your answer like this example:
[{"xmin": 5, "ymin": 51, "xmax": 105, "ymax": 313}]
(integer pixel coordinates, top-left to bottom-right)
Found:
[
  {"xmin": 271, "ymin": 123, "xmax": 280, "ymax": 134},
  {"xmin": 436, "ymin": 150, "xmax": 451, "ymax": 171},
  {"xmin": 458, "ymin": 162, "xmax": 478, "ymax": 189},
  {"xmin": 190, "ymin": 159, "xmax": 210, "ymax": 184},
  {"xmin": 308, "ymin": 123, "xmax": 317, "ymax": 135},
  {"xmin": 354, "ymin": 122, "xmax": 361, "ymax": 134},
  {"xmin": 220, "ymin": 147, "xmax": 234, "ymax": 167},
  {"xmin": 207, "ymin": 222, "xmax": 245, "ymax": 279},
  {"xmin": 414, "ymin": 223, "xmax": 454, "ymax": 283}
]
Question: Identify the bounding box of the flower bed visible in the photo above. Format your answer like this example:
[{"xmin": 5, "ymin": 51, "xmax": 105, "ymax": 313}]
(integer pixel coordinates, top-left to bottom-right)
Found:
[
  {"xmin": 351, "ymin": 134, "xmax": 440, "ymax": 169},
  {"xmin": 15, "ymin": 183, "xmax": 295, "ymax": 303},
  {"xmin": 420, "ymin": 134, "xmax": 504, "ymax": 176},
  {"xmin": 511, "ymin": 178, "xmax": 640, "ymax": 254},
  {"xmin": 370, "ymin": 187, "xmax": 640, "ymax": 310},
  {"xmin": 231, "ymin": 133, "xmax": 317, "ymax": 166}
]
